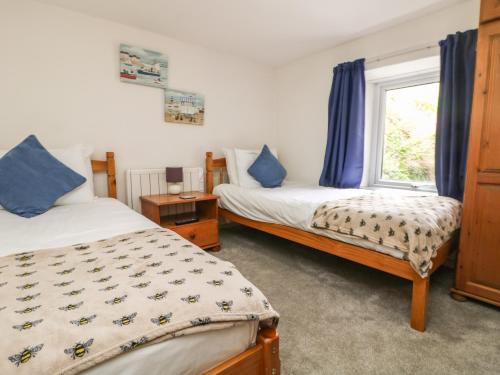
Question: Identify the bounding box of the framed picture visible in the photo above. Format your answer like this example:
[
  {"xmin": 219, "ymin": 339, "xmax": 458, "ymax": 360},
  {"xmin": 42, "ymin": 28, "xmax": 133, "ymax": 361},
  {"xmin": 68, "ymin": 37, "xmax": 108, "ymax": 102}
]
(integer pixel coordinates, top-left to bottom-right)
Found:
[
  {"xmin": 164, "ymin": 89, "xmax": 205, "ymax": 125},
  {"xmin": 119, "ymin": 44, "xmax": 168, "ymax": 88}
]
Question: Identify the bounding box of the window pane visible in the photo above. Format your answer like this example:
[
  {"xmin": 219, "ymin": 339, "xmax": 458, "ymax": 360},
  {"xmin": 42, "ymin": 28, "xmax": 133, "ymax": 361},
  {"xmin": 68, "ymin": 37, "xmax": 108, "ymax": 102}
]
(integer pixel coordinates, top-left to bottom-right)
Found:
[{"xmin": 381, "ymin": 82, "xmax": 439, "ymax": 183}]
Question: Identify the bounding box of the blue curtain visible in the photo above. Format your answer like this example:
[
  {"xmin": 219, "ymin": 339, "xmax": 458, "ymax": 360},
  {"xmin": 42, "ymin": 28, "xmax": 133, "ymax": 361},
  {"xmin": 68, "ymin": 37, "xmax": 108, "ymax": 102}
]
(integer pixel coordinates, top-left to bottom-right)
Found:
[
  {"xmin": 319, "ymin": 58, "xmax": 365, "ymax": 188},
  {"xmin": 436, "ymin": 29, "xmax": 477, "ymax": 201}
]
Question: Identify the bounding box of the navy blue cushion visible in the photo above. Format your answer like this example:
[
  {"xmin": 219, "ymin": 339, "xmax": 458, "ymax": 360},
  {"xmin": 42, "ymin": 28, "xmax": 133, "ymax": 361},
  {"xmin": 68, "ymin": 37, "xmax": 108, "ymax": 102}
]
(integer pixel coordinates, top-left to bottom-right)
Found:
[
  {"xmin": 247, "ymin": 145, "xmax": 287, "ymax": 188},
  {"xmin": 0, "ymin": 135, "xmax": 86, "ymax": 218}
]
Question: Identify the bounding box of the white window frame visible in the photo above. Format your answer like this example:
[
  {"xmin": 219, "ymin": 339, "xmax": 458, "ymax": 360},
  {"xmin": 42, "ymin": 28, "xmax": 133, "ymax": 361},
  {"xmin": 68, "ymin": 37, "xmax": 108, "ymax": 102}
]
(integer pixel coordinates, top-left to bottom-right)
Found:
[{"xmin": 368, "ymin": 71, "xmax": 440, "ymax": 192}]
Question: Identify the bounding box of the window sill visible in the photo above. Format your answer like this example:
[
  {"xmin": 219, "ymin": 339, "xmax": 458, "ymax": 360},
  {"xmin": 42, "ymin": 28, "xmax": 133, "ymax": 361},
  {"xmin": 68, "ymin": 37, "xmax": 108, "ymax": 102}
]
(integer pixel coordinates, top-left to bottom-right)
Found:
[{"xmin": 363, "ymin": 185, "xmax": 437, "ymax": 196}]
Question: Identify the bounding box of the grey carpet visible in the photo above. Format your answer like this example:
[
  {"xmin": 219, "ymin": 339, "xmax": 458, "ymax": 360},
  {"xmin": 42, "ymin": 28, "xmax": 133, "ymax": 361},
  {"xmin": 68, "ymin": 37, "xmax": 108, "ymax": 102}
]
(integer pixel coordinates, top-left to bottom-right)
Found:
[{"xmin": 213, "ymin": 225, "xmax": 500, "ymax": 375}]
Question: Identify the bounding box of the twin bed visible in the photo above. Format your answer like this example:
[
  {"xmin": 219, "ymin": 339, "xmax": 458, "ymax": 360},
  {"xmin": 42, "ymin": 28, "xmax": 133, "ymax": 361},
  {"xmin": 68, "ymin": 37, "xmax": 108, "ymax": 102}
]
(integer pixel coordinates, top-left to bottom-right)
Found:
[
  {"xmin": 0, "ymin": 153, "xmax": 280, "ymax": 375},
  {"xmin": 0, "ymin": 147, "xmax": 461, "ymax": 374},
  {"xmin": 206, "ymin": 152, "xmax": 461, "ymax": 332}
]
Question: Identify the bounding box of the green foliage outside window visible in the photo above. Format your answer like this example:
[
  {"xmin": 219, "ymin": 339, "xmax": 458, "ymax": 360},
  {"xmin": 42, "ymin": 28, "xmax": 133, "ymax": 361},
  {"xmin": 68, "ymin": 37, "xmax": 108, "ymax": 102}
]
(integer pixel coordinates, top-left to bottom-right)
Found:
[{"xmin": 381, "ymin": 83, "xmax": 438, "ymax": 183}]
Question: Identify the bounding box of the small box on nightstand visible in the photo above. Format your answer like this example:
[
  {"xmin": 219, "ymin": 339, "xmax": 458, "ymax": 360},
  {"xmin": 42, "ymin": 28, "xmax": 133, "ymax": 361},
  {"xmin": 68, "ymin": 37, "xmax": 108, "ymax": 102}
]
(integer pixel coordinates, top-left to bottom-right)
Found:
[{"xmin": 140, "ymin": 192, "xmax": 220, "ymax": 251}]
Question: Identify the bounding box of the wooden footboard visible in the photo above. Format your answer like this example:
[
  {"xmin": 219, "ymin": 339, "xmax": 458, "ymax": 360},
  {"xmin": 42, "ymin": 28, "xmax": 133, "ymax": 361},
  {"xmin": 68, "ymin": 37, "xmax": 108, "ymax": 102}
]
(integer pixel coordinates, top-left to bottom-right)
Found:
[
  {"xmin": 205, "ymin": 328, "xmax": 280, "ymax": 375},
  {"xmin": 205, "ymin": 151, "xmax": 453, "ymax": 332}
]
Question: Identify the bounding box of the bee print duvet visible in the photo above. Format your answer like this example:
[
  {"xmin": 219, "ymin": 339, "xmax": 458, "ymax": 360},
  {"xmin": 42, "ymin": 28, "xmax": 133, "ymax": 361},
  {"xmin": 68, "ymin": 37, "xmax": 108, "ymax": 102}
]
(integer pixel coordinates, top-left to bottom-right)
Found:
[
  {"xmin": 311, "ymin": 192, "xmax": 462, "ymax": 277},
  {"xmin": 0, "ymin": 228, "xmax": 278, "ymax": 375}
]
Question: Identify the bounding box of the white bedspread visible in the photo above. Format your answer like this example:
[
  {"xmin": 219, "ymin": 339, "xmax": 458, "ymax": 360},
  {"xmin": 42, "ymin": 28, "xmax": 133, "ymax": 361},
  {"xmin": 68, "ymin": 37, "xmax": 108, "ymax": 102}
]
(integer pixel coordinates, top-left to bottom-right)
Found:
[
  {"xmin": 214, "ymin": 182, "xmax": 415, "ymax": 259},
  {"xmin": 0, "ymin": 198, "xmax": 257, "ymax": 375}
]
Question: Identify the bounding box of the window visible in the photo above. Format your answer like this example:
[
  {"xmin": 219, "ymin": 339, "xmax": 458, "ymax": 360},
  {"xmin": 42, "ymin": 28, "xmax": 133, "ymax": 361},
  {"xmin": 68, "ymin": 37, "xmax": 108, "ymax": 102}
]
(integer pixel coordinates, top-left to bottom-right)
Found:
[{"xmin": 369, "ymin": 72, "xmax": 439, "ymax": 191}]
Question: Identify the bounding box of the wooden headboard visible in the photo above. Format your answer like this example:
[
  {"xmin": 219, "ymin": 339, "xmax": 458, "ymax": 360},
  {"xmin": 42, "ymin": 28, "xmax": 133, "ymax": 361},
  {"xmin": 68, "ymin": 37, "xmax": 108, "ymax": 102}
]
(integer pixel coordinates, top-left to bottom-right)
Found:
[
  {"xmin": 91, "ymin": 152, "xmax": 117, "ymax": 198},
  {"xmin": 205, "ymin": 152, "xmax": 226, "ymax": 194}
]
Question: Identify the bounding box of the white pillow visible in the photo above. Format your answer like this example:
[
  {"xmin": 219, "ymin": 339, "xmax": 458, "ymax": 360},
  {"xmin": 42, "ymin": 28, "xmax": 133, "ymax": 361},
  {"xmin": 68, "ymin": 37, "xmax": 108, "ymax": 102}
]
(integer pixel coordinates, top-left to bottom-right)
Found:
[
  {"xmin": 53, "ymin": 145, "xmax": 95, "ymax": 205},
  {"xmin": 223, "ymin": 148, "xmax": 239, "ymax": 185},
  {"xmin": 0, "ymin": 144, "xmax": 95, "ymax": 207},
  {"xmin": 234, "ymin": 147, "xmax": 278, "ymax": 188}
]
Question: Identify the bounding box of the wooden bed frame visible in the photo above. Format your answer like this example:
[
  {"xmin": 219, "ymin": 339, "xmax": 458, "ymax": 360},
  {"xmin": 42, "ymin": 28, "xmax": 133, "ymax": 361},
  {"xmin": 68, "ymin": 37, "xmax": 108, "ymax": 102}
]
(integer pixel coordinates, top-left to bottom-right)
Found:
[
  {"xmin": 91, "ymin": 152, "xmax": 280, "ymax": 375},
  {"xmin": 206, "ymin": 151, "xmax": 452, "ymax": 332}
]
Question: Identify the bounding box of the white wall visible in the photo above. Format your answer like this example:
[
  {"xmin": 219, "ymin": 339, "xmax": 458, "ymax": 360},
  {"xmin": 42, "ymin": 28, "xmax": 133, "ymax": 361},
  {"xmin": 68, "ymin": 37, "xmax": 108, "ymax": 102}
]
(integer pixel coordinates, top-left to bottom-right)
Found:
[
  {"xmin": 0, "ymin": 0, "xmax": 277, "ymax": 201},
  {"xmin": 275, "ymin": 0, "xmax": 480, "ymax": 185},
  {"xmin": 0, "ymin": 0, "xmax": 483, "ymax": 200}
]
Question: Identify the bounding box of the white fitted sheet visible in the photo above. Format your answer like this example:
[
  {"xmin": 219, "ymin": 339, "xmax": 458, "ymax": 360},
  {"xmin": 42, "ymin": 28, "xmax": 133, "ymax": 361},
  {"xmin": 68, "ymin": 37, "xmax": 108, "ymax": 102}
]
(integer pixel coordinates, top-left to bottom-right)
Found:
[
  {"xmin": 0, "ymin": 198, "xmax": 257, "ymax": 374},
  {"xmin": 214, "ymin": 182, "xmax": 407, "ymax": 259},
  {"xmin": 0, "ymin": 198, "xmax": 157, "ymax": 256}
]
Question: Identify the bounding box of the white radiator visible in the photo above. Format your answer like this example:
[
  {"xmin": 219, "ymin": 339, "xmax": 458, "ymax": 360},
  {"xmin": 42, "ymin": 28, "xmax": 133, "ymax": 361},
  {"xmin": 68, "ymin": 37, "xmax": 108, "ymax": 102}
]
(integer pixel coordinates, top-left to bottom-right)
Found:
[{"xmin": 125, "ymin": 167, "xmax": 205, "ymax": 212}]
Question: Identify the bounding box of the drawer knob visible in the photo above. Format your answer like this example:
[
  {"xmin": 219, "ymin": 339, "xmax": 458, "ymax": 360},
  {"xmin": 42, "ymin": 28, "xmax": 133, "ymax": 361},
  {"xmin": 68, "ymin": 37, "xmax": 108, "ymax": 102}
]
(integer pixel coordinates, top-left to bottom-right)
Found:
[{"xmin": 189, "ymin": 233, "xmax": 196, "ymax": 240}]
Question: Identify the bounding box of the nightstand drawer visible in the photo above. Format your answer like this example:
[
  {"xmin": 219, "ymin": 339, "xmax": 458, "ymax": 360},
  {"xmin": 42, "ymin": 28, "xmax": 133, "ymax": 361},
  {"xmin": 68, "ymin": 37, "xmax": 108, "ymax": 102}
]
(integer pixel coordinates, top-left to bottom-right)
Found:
[{"xmin": 170, "ymin": 220, "xmax": 218, "ymax": 248}]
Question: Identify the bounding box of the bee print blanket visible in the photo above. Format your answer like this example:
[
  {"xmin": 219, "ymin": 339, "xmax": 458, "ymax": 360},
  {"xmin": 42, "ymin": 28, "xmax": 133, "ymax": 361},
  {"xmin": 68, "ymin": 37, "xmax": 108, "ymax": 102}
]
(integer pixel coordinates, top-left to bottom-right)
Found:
[
  {"xmin": 311, "ymin": 193, "xmax": 462, "ymax": 277},
  {"xmin": 0, "ymin": 228, "xmax": 278, "ymax": 375}
]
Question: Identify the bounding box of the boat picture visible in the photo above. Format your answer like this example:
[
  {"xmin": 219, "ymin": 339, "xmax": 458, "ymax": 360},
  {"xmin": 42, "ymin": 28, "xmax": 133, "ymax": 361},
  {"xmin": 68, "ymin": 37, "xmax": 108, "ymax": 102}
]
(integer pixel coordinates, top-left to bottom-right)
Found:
[
  {"xmin": 120, "ymin": 69, "xmax": 137, "ymax": 80},
  {"xmin": 119, "ymin": 44, "xmax": 168, "ymax": 88},
  {"xmin": 138, "ymin": 67, "xmax": 160, "ymax": 77}
]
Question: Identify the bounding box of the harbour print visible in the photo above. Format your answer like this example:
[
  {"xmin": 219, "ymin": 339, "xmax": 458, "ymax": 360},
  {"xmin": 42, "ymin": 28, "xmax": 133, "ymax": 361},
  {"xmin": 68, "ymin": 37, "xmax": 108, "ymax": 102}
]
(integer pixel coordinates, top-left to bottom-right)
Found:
[{"xmin": 119, "ymin": 44, "xmax": 168, "ymax": 88}]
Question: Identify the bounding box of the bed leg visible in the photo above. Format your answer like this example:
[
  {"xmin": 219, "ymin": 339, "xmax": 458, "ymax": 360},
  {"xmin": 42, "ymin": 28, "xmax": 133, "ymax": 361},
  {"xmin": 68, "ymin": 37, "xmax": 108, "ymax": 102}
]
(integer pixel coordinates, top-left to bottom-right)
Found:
[
  {"xmin": 257, "ymin": 328, "xmax": 280, "ymax": 375},
  {"xmin": 410, "ymin": 277, "xmax": 429, "ymax": 332}
]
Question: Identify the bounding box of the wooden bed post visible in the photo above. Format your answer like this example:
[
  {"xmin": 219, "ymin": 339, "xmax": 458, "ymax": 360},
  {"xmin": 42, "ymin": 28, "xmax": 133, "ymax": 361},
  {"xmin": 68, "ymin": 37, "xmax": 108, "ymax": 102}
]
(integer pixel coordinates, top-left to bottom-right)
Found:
[
  {"xmin": 106, "ymin": 152, "xmax": 117, "ymax": 199},
  {"xmin": 206, "ymin": 152, "xmax": 214, "ymax": 194},
  {"xmin": 205, "ymin": 152, "xmax": 227, "ymax": 193},
  {"xmin": 257, "ymin": 328, "xmax": 280, "ymax": 375},
  {"xmin": 410, "ymin": 277, "xmax": 430, "ymax": 332},
  {"xmin": 91, "ymin": 152, "xmax": 117, "ymax": 199}
]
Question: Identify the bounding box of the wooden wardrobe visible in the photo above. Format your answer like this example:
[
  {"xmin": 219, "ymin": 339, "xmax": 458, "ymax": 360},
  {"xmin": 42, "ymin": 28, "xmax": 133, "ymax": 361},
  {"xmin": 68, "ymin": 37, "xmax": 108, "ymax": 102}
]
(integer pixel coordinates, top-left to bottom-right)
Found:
[{"xmin": 451, "ymin": 0, "xmax": 500, "ymax": 306}]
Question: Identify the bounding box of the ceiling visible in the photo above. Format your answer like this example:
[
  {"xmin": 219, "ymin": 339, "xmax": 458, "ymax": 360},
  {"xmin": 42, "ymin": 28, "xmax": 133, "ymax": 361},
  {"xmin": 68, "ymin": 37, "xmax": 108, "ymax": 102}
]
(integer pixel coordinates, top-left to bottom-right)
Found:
[{"xmin": 37, "ymin": 0, "xmax": 464, "ymax": 66}]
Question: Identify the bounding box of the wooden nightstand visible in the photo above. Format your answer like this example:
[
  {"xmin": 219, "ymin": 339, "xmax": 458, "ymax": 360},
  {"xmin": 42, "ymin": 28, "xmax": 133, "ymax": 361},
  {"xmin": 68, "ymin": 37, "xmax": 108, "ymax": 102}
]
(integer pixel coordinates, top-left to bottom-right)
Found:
[{"xmin": 140, "ymin": 192, "xmax": 220, "ymax": 251}]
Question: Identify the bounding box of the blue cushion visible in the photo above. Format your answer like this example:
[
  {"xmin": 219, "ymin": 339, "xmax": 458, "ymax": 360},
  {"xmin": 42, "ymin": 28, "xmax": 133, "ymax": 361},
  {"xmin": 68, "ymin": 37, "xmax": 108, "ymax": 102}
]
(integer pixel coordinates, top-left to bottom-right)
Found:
[
  {"xmin": 0, "ymin": 135, "xmax": 86, "ymax": 218},
  {"xmin": 247, "ymin": 145, "xmax": 287, "ymax": 188}
]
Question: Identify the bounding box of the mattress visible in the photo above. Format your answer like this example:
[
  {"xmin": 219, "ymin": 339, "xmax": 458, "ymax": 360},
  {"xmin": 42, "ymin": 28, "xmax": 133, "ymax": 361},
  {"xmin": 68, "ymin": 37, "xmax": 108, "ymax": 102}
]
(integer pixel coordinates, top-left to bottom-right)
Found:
[
  {"xmin": 0, "ymin": 198, "xmax": 257, "ymax": 375},
  {"xmin": 214, "ymin": 182, "xmax": 409, "ymax": 259}
]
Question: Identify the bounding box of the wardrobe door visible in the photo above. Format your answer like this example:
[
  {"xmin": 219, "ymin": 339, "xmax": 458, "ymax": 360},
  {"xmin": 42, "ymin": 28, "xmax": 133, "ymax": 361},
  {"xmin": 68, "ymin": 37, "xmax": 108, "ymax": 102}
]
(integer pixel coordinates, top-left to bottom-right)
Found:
[
  {"xmin": 456, "ymin": 19, "xmax": 500, "ymax": 303},
  {"xmin": 480, "ymin": 0, "xmax": 500, "ymax": 23},
  {"xmin": 458, "ymin": 185, "xmax": 500, "ymax": 300},
  {"xmin": 478, "ymin": 23, "xmax": 500, "ymax": 171}
]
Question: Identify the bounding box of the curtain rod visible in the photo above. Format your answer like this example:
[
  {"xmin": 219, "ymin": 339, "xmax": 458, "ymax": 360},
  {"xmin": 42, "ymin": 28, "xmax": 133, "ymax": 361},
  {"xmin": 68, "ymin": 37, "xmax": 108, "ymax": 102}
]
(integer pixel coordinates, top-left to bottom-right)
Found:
[{"xmin": 365, "ymin": 43, "xmax": 439, "ymax": 65}]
